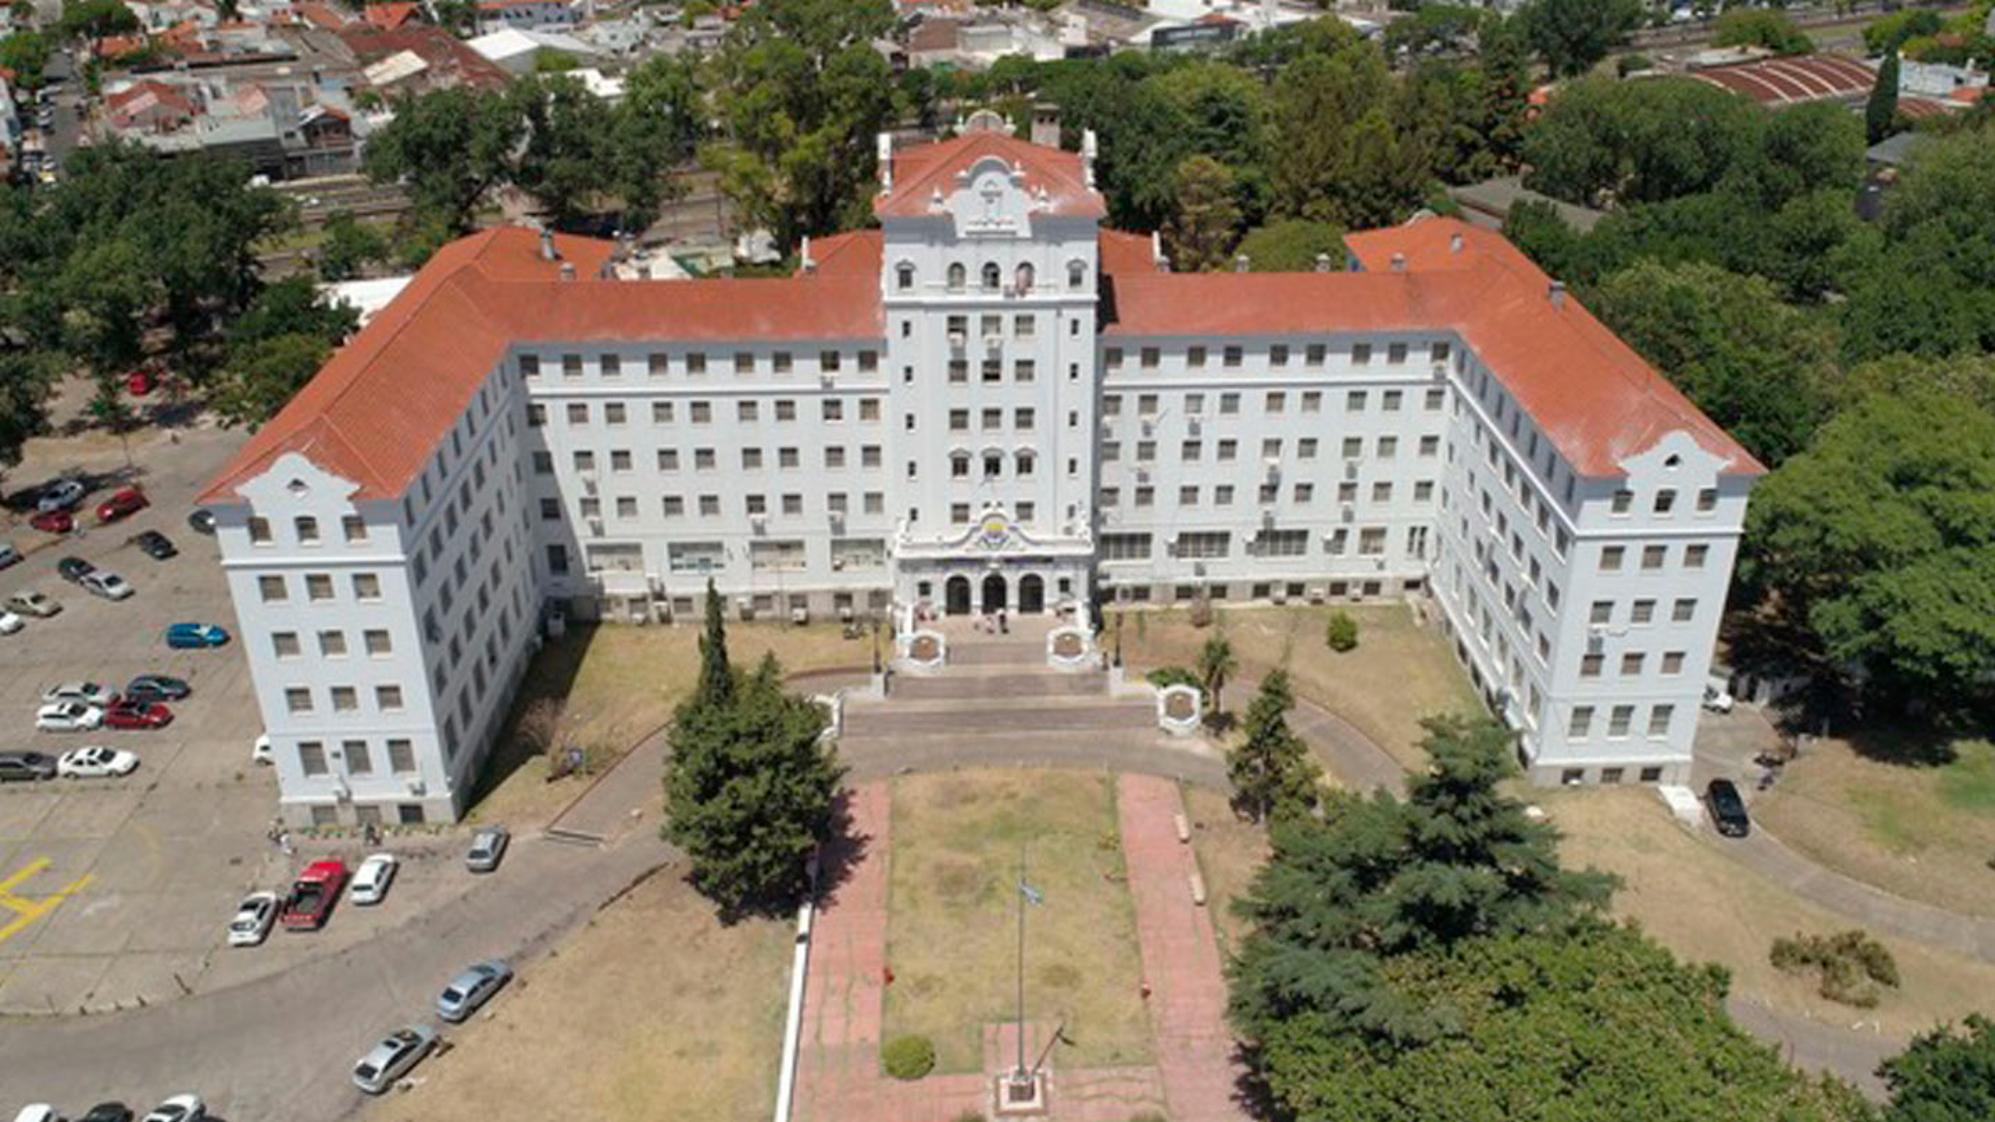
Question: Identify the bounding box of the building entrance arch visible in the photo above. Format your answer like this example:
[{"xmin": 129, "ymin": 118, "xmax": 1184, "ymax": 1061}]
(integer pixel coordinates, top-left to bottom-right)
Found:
[
  {"xmin": 980, "ymin": 572, "xmax": 1008, "ymax": 614},
  {"xmin": 945, "ymin": 575, "xmax": 973, "ymax": 615},
  {"xmin": 1017, "ymin": 573, "xmax": 1045, "ymax": 614}
]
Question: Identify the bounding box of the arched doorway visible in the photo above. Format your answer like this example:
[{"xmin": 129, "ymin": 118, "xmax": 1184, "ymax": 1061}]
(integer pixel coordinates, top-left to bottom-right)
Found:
[
  {"xmin": 945, "ymin": 575, "xmax": 972, "ymax": 615},
  {"xmin": 980, "ymin": 572, "xmax": 1008, "ymax": 614},
  {"xmin": 1017, "ymin": 574, "xmax": 1045, "ymax": 614}
]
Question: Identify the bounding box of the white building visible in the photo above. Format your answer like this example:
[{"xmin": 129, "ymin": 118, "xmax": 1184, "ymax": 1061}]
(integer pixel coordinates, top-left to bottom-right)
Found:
[{"xmin": 202, "ymin": 127, "xmax": 1760, "ymax": 827}]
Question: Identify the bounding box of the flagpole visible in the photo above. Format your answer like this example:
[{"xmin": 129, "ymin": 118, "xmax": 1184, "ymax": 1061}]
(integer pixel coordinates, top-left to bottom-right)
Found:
[{"xmin": 1015, "ymin": 838, "xmax": 1027, "ymax": 1081}]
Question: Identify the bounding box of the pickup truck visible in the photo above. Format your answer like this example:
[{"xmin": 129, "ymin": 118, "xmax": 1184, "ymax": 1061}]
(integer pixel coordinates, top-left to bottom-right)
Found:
[{"xmin": 281, "ymin": 859, "xmax": 349, "ymax": 931}]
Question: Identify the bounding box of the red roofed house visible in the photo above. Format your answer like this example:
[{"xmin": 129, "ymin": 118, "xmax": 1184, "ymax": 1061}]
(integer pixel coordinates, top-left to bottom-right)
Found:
[
  {"xmin": 202, "ymin": 123, "xmax": 1758, "ymax": 827},
  {"xmin": 362, "ymin": 2, "xmax": 421, "ymax": 31},
  {"xmin": 105, "ymin": 78, "xmax": 199, "ymax": 132}
]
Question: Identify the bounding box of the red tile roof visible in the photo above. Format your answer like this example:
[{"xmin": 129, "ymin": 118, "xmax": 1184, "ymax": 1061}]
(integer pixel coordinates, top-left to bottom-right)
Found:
[
  {"xmin": 877, "ymin": 131, "xmax": 1105, "ymax": 220},
  {"xmin": 1104, "ymin": 216, "xmax": 1761, "ymax": 478},
  {"xmin": 363, "ymin": 2, "xmax": 421, "ymax": 30},
  {"xmin": 1689, "ymin": 54, "xmax": 1876, "ymax": 105},
  {"xmin": 1098, "ymin": 228, "xmax": 1161, "ymax": 278},
  {"xmin": 341, "ymin": 25, "xmax": 513, "ymax": 90},
  {"xmin": 201, "ymin": 229, "xmax": 881, "ymax": 505}
]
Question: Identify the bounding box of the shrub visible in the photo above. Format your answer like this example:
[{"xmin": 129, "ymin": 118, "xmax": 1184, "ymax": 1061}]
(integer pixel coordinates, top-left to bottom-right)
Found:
[
  {"xmin": 1147, "ymin": 665, "xmax": 1200, "ymax": 691},
  {"xmin": 1325, "ymin": 610, "xmax": 1360, "ymax": 653},
  {"xmin": 882, "ymin": 1034, "xmax": 936, "ymax": 1080},
  {"xmin": 1770, "ymin": 929, "xmax": 1900, "ymax": 1008}
]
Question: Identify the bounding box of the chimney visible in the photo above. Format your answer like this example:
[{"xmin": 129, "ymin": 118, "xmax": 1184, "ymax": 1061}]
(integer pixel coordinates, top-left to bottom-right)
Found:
[
  {"xmin": 800, "ymin": 235, "xmax": 815, "ymax": 275},
  {"xmin": 1389, "ymin": 252, "xmax": 1406, "ymax": 272},
  {"xmin": 559, "ymin": 262, "xmax": 577, "ymax": 282},
  {"xmin": 1313, "ymin": 252, "xmax": 1333, "ymax": 273},
  {"xmin": 876, "ymin": 132, "xmax": 894, "ymax": 193},
  {"xmin": 1449, "ymin": 232, "xmax": 1465, "ymax": 254},
  {"xmin": 1151, "ymin": 231, "xmax": 1169, "ymax": 273},
  {"xmin": 1081, "ymin": 128, "xmax": 1098, "ymax": 189},
  {"xmin": 539, "ymin": 228, "xmax": 558, "ymax": 262},
  {"xmin": 1233, "ymin": 253, "xmax": 1250, "ymax": 273},
  {"xmin": 1549, "ymin": 280, "xmax": 1567, "ymax": 308}
]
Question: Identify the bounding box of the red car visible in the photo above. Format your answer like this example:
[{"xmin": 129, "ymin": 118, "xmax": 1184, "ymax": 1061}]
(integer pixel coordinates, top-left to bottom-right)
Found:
[
  {"xmin": 95, "ymin": 487, "xmax": 148, "ymax": 524},
  {"xmin": 29, "ymin": 510, "xmax": 73, "ymax": 534},
  {"xmin": 281, "ymin": 859, "xmax": 349, "ymax": 930},
  {"xmin": 104, "ymin": 698, "xmax": 173, "ymax": 729},
  {"xmin": 126, "ymin": 369, "xmax": 156, "ymax": 396}
]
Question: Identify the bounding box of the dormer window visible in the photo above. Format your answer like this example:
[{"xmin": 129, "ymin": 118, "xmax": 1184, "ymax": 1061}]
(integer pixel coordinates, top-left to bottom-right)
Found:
[
  {"xmin": 947, "ymin": 262, "xmax": 966, "ymax": 291},
  {"xmin": 981, "ymin": 262, "xmax": 1001, "ymax": 290},
  {"xmin": 896, "ymin": 262, "xmax": 915, "ymax": 291}
]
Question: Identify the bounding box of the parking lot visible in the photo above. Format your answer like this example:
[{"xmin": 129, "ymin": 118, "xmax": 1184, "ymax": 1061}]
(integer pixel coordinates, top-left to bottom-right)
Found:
[{"xmin": 0, "ymin": 414, "xmax": 470, "ymax": 1017}]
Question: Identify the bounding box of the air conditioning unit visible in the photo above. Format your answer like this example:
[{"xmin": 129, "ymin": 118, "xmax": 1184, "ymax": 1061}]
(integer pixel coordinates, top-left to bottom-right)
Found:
[
  {"xmin": 1186, "ymin": 416, "xmax": 1202, "ymax": 435},
  {"xmin": 1340, "ymin": 502, "xmax": 1356, "ymax": 522},
  {"xmin": 1270, "ymin": 591, "xmax": 1288, "ymax": 605},
  {"xmin": 1586, "ymin": 631, "xmax": 1605, "ymax": 655},
  {"xmin": 1140, "ymin": 418, "xmax": 1156, "ymax": 437},
  {"xmin": 1344, "ymin": 458, "xmax": 1361, "ymax": 480},
  {"xmin": 1308, "ymin": 586, "xmax": 1326, "ymax": 604},
  {"xmin": 579, "ymin": 470, "xmax": 598, "ymax": 494},
  {"xmin": 1193, "ymin": 562, "xmax": 1208, "ymax": 577},
  {"xmin": 791, "ymin": 607, "xmax": 809, "ymax": 625},
  {"xmin": 839, "ymin": 605, "xmax": 855, "ymax": 622},
  {"xmin": 948, "ymin": 331, "xmax": 966, "ymax": 352},
  {"xmin": 405, "ymin": 779, "xmax": 426, "ymax": 797},
  {"xmin": 829, "ymin": 510, "xmax": 846, "ymax": 529},
  {"xmin": 820, "ymin": 371, "xmax": 835, "ymax": 388},
  {"xmin": 831, "ymin": 558, "xmax": 845, "ymax": 571},
  {"xmin": 984, "ymin": 335, "xmax": 1003, "ymax": 354},
  {"xmin": 1135, "ymin": 467, "xmax": 1150, "ymax": 483},
  {"xmin": 1262, "ymin": 457, "xmax": 1281, "ymax": 481}
]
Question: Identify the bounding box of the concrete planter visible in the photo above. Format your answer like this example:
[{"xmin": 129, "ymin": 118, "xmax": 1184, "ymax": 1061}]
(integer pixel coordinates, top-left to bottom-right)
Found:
[{"xmin": 1156, "ymin": 683, "xmax": 1202, "ymax": 736}]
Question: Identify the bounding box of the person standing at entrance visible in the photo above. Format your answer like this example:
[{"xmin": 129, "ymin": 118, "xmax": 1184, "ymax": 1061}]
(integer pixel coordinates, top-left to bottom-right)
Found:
[{"xmin": 999, "ymin": 609, "xmax": 1008, "ymax": 634}]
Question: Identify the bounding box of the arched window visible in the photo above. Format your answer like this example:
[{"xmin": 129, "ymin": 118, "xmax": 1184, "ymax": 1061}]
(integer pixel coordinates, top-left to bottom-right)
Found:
[
  {"xmin": 981, "ymin": 262, "xmax": 1002, "ymax": 290},
  {"xmin": 1066, "ymin": 260, "xmax": 1086, "ymax": 289},
  {"xmin": 950, "ymin": 452, "xmax": 971, "ymax": 478},
  {"xmin": 947, "ymin": 262, "xmax": 966, "ymax": 290},
  {"xmin": 983, "ymin": 452, "xmax": 1003, "ymax": 479},
  {"xmin": 1014, "ymin": 262, "xmax": 1035, "ymax": 292},
  {"xmin": 1015, "ymin": 451, "xmax": 1036, "ymax": 477},
  {"xmin": 895, "ymin": 262, "xmax": 915, "ymax": 291}
]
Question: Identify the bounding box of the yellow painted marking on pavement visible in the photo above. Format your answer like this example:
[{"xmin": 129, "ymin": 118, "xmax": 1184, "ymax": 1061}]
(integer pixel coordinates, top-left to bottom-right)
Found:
[{"xmin": 0, "ymin": 858, "xmax": 96, "ymax": 945}]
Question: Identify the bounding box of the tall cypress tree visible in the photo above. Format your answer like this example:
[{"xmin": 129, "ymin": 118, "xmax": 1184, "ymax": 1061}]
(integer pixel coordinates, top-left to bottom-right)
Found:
[
  {"xmin": 1867, "ymin": 50, "xmax": 1900, "ymax": 145},
  {"xmin": 1227, "ymin": 670, "xmax": 1322, "ymax": 823},
  {"xmin": 694, "ymin": 577, "xmax": 732, "ymax": 711}
]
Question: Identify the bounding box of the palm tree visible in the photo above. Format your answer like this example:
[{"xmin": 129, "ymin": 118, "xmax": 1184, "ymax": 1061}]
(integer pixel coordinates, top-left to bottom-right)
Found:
[{"xmin": 1197, "ymin": 634, "xmax": 1238, "ymax": 717}]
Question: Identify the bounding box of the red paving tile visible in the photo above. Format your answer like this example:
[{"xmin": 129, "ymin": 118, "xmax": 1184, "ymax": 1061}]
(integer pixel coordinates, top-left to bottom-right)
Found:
[{"xmin": 1118, "ymin": 773, "xmax": 1250, "ymax": 1122}]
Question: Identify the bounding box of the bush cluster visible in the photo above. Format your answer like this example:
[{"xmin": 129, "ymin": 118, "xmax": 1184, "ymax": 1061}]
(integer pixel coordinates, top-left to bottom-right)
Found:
[
  {"xmin": 1325, "ymin": 610, "xmax": 1360, "ymax": 653},
  {"xmin": 883, "ymin": 1034, "xmax": 936, "ymax": 1081},
  {"xmin": 1770, "ymin": 929, "xmax": 1900, "ymax": 1008}
]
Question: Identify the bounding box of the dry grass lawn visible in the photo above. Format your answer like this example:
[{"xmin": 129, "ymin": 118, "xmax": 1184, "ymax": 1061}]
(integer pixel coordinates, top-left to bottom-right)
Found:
[
  {"xmin": 1545, "ymin": 787, "xmax": 1995, "ymax": 1039},
  {"xmin": 1183, "ymin": 785, "xmax": 1269, "ymax": 956},
  {"xmin": 1752, "ymin": 737, "xmax": 1995, "ymax": 919},
  {"xmin": 884, "ymin": 770, "xmax": 1152, "ymax": 1074},
  {"xmin": 467, "ymin": 621, "xmax": 873, "ymax": 827},
  {"xmin": 369, "ymin": 870, "xmax": 793, "ymax": 1122},
  {"xmin": 1120, "ymin": 603, "xmax": 1480, "ymax": 769}
]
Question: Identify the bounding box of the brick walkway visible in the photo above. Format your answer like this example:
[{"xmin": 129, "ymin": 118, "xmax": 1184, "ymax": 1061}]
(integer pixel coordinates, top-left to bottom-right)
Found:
[{"xmin": 1117, "ymin": 773, "xmax": 1250, "ymax": 1122}]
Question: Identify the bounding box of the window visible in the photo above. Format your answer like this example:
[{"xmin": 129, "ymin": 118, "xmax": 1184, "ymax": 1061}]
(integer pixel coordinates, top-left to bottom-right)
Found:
[
  {"xmin": 258, "ymin": 575, "xmax": 287, "ymax": 603},
  {"xmin": 1347, "ymin": 390, "xmax": 1367, "ymax": 411},
  {"xmin": 306, "ymin": 574, "xmax": 334, "ymax": 601},
  {"xmin": 691, "ymin": 401, "xmax": 713, "ymax": 424},
  {"xmin": 1696, "ymin": 488, "xmax": 1718, "ymax": 512},
  {"xmin": 1608, "ymin": 705, "xmax": 1634, "ymax": 737},
  {"xmin": 1589, "ymin": 600, "xmax": 1612, "ymax": 624},
  {"xmin": 520, "ymin": 353, "xmax": 540, "ymax": 377},
  {"xmin": 272, "ymin": 632, "xmax": 300, "ymax": 658},
  {"xmin": 330, "ymin": 686, "xmax": 358, "ymax": 713},
  {"xmin": 345, "ymin": 741, "xmax": 373, "ymax": 776},
  {"xmin": 1178, "ymin": 485, "xmax": 1199, "ymax": 507},
  {"xmin": 285, "ymin": 688, "xmax": 314, "ymax": 715},
  {"xmin": 1641, "ymin": 545, "xmax": 1666, "ymax": 570},
  {"xmin": 1358, "ymin": 527, "xmax": 1387, "ymax": 555},
  {"xmin": 1661, "ymin": 651, "xmax": 1686, "ymax": 675},
  {"xmin": 896, "ymin": 262, "xmax": 914, "ymax": 290},
  {"xmin": 1175, "ymin": 532, "xmax": 1230, "ymax": 559},
  {"xmin": 1621, "ymin": 652, "xmax": 1644, "ymax": 676},
  {"xmin": 248, "ymin": 516, "xmax": 272, "ymax": 544},
  {"xmin": 1611, "ymin": 490, "xmax": 1633, "ymax": 514},
  {"xmin": 947, "ymin": 262, "xmax": 966, "ymax": 290},
  {"xmin": 1101, "ymin": 533, "xmax": 1151, "ymax": 561},
  {"xmin": 319, "ymin": 630, "xmax": 347, "ymax": 657},
  {"xmin": 652, "ymin": 402, "xmax": 674, "ymax": 424},
  {"xmin": 1631, "ymin": 599, "xmax": 1655, "ymax": 624},
  {"xmin": 1654, "ymin": 489, "xmax": 1676, "ymax": 514},
  {"xmin": 299, "ymin": 741, "xmax": 327, "ymax": 775},
  {"xmin": 1568, "ymin": 706, "xmax": 1594, "ymax": 738},
  {"xmin": 650, "ymin": 353, "xmax": 669, "ymax": 376},
  {"xmin": 1647, "ymin": 706, "xmax": 1672, "ymax": 736},
  {"xmin": 1382, "ymin": 390, "xmax": 1402, "ymax": 412},
  {"xmin": 1067, "ymin": 260, "xmax": 1086, "ymax": 289},
  {"xmin": 295, "ymin": 516, "xmax": 320, "ymax": 544},
  {"xmin": 1265, "ymin": 391, "xmax": 1285, "ymax": 414},
  {"xmin": 1351, "ymin": 343, "xmax": 1372, "ymax": 366},
  {"xmin": 377, "ymin": 685, "xmax": 404, "ymax": 712},
  {"xmin": 1581, "ymin": 654, "xmax": 1604, "ymax": 678},
  {"xmin": 364, "ymin": 629, "xmax": 392, "ymax": 656},
  {"xmin": 566, "ymin": 402, "xmax": 589, "ymax": 425},
  {"xmin": 1684, "ymin": 544, "xmax": 1709, "ymax": 569},
  {"xmin": 1599, "ymin": 546, "xmax": 1625, "ymax": 572},
  {"xmin": 981, "ymin": 262, "xmax": 1001, "ymax": 290},
  {"xmin": 342, "ymin": 516, "xmax": 367, "ymax": 544}
]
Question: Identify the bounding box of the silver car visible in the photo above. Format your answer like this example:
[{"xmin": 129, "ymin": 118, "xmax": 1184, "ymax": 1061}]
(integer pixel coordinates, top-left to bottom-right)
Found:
[
  {"xmin": 466, "ymin": 824, "xmax": 509, "ymax": 873},
  {"xmin": 436, "ymin": 959, "xmax": 513, "ymax": 1022},
  {"xmin": 352, "ymin": 1024, "xmax": 437, "ymax": 1094}
]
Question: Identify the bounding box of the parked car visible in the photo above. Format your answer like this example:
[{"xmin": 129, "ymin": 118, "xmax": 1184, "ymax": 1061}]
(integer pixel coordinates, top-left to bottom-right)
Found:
[
  {"xmin": 80, "ymin": 1104, "xmax": 134, "ymax": 1122},
  {"xmin": 281, "ymin": 858, "xmax": 348, "ymax": 930},
  {"xmin": 81, "ymin": 571, "xmax": 133, "ymax": 601},
  {"xmin": 186, "ymin": 508, "xmax": 216, "ymax": 535},
  {"xmin": 1702, "ymin": 677, "xmax": 1736, "ymax": 714},
  {"xmin": 0, "ymin": 542, "xmax": 18, "ymax": 568},
  {"xmin": 95, "ymin": 487, "xmax": 148, "ymax": 523},
  {"xmin": 350, "ymin": 852, "xmax": 399, "ymax": 905},
  {"xmin": 36, "ymin": 701, "xmax": 104, "ymax": 731},
  {"xmin": 104, "ymin": 699, "xmax": 173, "ymax": 730},
  {"xmin": 7, "ymin": 590, "xmax": 60, "ymax": 617},
  {"xmin": 56, "ymin": 556, "xmax": 94, "ymax": 583},
  {"xmin": 36, "ymin": 478, "xmax": 87, "ymax": 513},
  {"xmin": 436, "ymin": 959, "xmax": 513, "ymax": 1022},
  {"xmin": 466, "ymin": 824, "xmax": 510, "ymax": 873},
  {"xmin": 352, "ymin": 1025, "xmax": 438, "ymax": 1094},
  {"xmin": 13, "ymin": 1106, "xmax": 60, "ymax": 1122},
  {"xmin": 227, "ymin": 890, "xmax": 280, "ymax": 947},
  {"xmin": 125, "ymin": 674, "xmax": 191, "ymax": 702},
  {"xmin": 43, "ymin": 681, "xmax": 118, "ymax": 707},
  {"xmin": 0, "ymin": 751, "xmax": 59, "ymax": 782},
  {"xmin": 58, "ymin": 745, "xmax": 139, "ymax": 778},
  {"xmin": 165, "ymin": 622, "xmax": 229, "ymax": 648},
  {"xmin": 0, "ymin": 611, "xmax": 22, "ymax": 635},
  {"xmin": 139, "ymin": 1095, "xmax": 204, "ymax": 1122},
  {"xmin": 1706, "ymin": 778, "xmax": 1751, "ymax": 838},
  {"xmin": 251, "ymin": 733, "xmax": 273, "ymax": 765},
  {"xmin": 29, "ymin": 510, "xmax": 73, "ymax": 533},
  {"xmin": 130, "ymin": 530, "xmax": 177, "ymax": 559}
]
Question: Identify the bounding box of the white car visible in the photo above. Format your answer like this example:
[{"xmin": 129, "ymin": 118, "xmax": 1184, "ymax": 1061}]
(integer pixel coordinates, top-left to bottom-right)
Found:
[
  {"xmin": 82, "ymin": 570, "xmax": 134, "ymax": 600},
  {"xmin": 36, "ymin": 701, "xmax": 104, "ymax": 731},
  {"xmin": 35, "ymin": 478, "xmax": 86, "ymax": 513},
  {"xmin": 350, "ymin": 852, "xmax": 399, "ymax": 905},
  {"xmin": 42, "ymin": 681, "xmax": 118, "ymax": 707},
  {"xmin": 228, "ymin": 890, "xmax": 279, "ymax": 947},
  {"xmin": 142, "ymin": 1094, "xmax": 206, "ymax": 1122},
  {"xmin": 1703, "ymin": 678, "xmax": 1736, "ymax": 714},
  {"xmin": 252, "ymin": 733, "xmax": 273, "ymax": 765},
  {"xmin": 58, "ymin": 745, "xmax": 139, "ymax": 778},
  {"xmin": 13, "ymin": 1106, "xmax": 60, "ymax": 1122},
  {"xmin": 0, "ymin": 611, "xmax": 21, "ymax": 635}
]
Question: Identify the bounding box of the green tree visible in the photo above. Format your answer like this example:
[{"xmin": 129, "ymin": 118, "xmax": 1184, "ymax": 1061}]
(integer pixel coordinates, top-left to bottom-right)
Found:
[
  {"xmin": 0, "ymin": 350, "xmax": 58, "ymax": 473},
  {"xmin": 364, "ymin": 86, "xmax": 521, "ymax": 234},
  {"xmin": 1591, "ymin": 261, "xmax": 1840, "ymax": 465},
  {"xmin": 1236, "ymin": 218, "xmax": 1345, "ymax": 272},
  {"xmin": 1268, "ymin": 39, "xmax": 1428, "ymax": 228},
  {"xmin": 1742, "ymin": 389, "xmax": 1995, "ymax": 717},
  {"xmin": 228, "ymin": 275, "xmax": 358, "ymax": 350},
  {"xmin": 58, "ymin": 0, "xmax": 138, "ymax": 39},
  {"xmin": 1714, "ymin": 8, "xmax": 1813, "ymax": 55},
  {"xmin": 316, "ymin": 211, "xmax": 389, "ymax": 283},
  {"xmin": 664, "ymin": 587, "xmax": 844, "ymax": 916},
  {"xmin": 1228, "ymin": 670, "xmax": 1322, "ymax": 823},
  {"xmin": 1162, "ymin": 155, "xmax": 1242, "ymax": 273},
  {"xmin": 607, "ymin": 54, "xmax": 702, "ymax": 232},
  {"xmin": 506, "ymin": 75, "xmax": 615, "ymax": 230},
  {"xmin": 0, "ymin": 31, "xmax": 54, "ymax": 89},
  {"xmin": 1868, "ymin": 50, "xmax": 1901, "ymax": 144},
  {"xmin": 208, "ymin": 332, "xmax": 332, "ymax": 429},
  {"xmin": 1881, "ymin": 1014, "xmax": 1995, "ymax": 1122},
  {"xmin": 1516, "ymin": 0, "xmax": 1642, "ymax": 78},
  {"xmin": 1524, "ymin": 77, "xmax": 1767, "ymax": 207},
  {"xmin": 1197, "ymin": 633, "xmax": 1238, "ymax": 717},
  {"xmin": 1474, "ymin": 16, "xmax": 1534, "ymax": 174}
]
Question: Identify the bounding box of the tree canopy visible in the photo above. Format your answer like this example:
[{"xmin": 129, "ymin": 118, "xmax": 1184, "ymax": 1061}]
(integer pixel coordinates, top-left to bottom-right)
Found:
[
  {"xmin": 1516, "ymin": 0, "xmax": 1642, "ymax": 79},
  {"xmin": 1880, "ymin": 1014, "xmax": 1995, "ymax": 1122}
]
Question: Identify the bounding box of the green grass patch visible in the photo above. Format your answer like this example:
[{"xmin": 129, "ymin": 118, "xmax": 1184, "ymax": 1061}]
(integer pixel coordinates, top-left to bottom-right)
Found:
[{"xmin": 1936, "ymin": 740, "xmax": 1995, "ymax": 814}]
